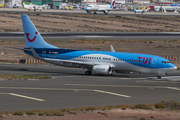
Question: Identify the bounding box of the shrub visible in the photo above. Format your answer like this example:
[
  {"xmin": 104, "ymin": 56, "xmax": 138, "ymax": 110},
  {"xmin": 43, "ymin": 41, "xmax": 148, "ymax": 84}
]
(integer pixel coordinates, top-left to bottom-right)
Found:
[
  {"xmin": 155, "ymin": 103, "xmax": 165, "ymax": 109},
  {"xmin": 130, "ymin": 106, "xmax": 135, "ymax": 109},
  {"xmin": 135, "ymin": 104, "xmax": 150, "ymax": 109},
  {"xmin": 45, "ymin": 112, "xmax": 54, "ymax": 116},
  {"xmin": 140, "ymin": 117, "xmax": 145, "ymax": 120},
  {"xmin": 26, "ymin": 111, "xmax": 36, "ymax": 115},
  {"xmin": 122, "ymin": 108, "xmax": 126, "ymax": 110},
  {"xmin": 61, "ymin": 109, "xmax": 66, "ymax": 112},
  {"xmin": 150, "ymin": 116, "xmax": 154, "ymax": 118},
  {"xmin": 101, "ymin": 108, "xmax": 105, "ymax": 111},
  {"xmin": 85, "ymin": 108, "xmax": 90, "ymax": 111},
  {"xmin": 38, "ymin": 112, "xmax": 44, "ymax": 116},
  {"xmin": 163, "ymin": 100, "xmax": 180, "ymax": 109},
  {"xmin": 149, "ymin": 41, "xmax": 153, "ymax": 43},
  {"xmin": 97, "ymin": 112, "xmax": 107, "ymax": 116},
  {"xmin": 13, "ymin": 111, "xmax": 23, "ymax": 116},
  {"xmin": 53, "ymin": 111, "xmax": 64, "ymax": 116},
  {"xmin": 85, "ymin": 107, "xmax": 96, "ymax": 111}
]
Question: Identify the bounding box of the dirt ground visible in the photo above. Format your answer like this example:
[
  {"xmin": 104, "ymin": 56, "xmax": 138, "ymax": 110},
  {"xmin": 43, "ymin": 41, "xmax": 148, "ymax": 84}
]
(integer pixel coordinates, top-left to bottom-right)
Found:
[
  {"xmin": 0, "ymin": 13, "xmax": 180, "ymax": 32},
  {"xmin": 1, "ymin": 109, "xmax": 180, "ymax": 120}
]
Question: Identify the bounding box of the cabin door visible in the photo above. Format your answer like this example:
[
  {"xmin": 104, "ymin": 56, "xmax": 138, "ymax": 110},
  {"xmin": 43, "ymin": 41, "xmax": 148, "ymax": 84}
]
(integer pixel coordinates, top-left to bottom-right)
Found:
[{"xmin": 151, "ymin": 58, "xmax": 157, "ymax": 67}]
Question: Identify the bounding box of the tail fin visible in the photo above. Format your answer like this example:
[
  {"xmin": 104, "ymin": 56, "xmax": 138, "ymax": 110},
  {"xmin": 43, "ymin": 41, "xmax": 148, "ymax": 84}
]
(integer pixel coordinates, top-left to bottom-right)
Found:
[
  {"xmin": 21, "ymin": 14, "xmax": 58, "ymax": 49},
  {"xmin": 133, "ymin": 7, "xmax": 136, "ymax": 11},
  {"xmin": 110, "ymin": 0, "xmax": 115, "ymax": 9}
]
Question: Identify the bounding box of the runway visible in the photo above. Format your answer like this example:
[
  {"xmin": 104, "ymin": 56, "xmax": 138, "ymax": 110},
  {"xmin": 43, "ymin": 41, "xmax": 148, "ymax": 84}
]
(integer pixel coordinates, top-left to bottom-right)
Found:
[
  {"xmin": 0, "ymin": 63, "xmax": 179, "ymax": 112},
  {"xmin": 1, "ymin": 32, "xmax": 180, "ymax": 41}
]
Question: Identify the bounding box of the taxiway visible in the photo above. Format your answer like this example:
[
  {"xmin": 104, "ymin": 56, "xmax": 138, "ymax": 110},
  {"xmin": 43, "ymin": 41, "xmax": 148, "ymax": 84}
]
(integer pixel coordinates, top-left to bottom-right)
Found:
[{"xmin": 0, "ymin": 63, "xmax": 179, "ymax": 112}]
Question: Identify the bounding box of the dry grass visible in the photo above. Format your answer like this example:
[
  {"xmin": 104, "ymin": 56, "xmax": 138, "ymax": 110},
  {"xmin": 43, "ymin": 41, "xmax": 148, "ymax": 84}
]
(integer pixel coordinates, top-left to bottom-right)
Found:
[
  {"xmin": 0, "ymin": 74, "xmax": 51, "ymax": 80},
  {"xmin": 0, "ymin": 100, "xmax": 180, "ymax": 120},
  {"xmin": 0, "ymin": 13, "xmax": 180, "ymax": 32}
]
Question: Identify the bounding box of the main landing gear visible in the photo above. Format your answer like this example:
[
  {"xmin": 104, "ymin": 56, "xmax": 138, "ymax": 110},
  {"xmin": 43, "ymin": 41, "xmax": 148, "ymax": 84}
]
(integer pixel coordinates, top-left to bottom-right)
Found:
[
  {"xmin": 85, "ymin": 71, "xmax": 92, "ymax": 75},
  {"xmin": 157, "ymin": 75, "xmax": 161, "ymax": 79}
]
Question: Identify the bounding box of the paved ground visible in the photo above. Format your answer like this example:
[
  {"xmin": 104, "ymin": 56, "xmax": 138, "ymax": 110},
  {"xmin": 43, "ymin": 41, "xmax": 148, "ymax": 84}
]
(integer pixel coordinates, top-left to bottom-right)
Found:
[
  {"xmin": 1, "ymin": 32, "xmax": 180, "ymax": 41},
  {"xmin": 1, "ymin": 8, "xmax": 180, "ymax": 16},
  {"xmin": 0, "ymin": 63, "xmax": 179, "ymax": 112}
]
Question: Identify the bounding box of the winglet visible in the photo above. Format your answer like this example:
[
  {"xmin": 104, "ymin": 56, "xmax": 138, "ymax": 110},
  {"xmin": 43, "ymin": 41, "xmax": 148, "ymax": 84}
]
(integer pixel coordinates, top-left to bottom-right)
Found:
[
  {"xmin": 110, "ymin": 45, "xmax": 115, "ymax": 52},
  {"xmin": 30, "ymin": 46, "xmax": 44, "ymax": 60}
]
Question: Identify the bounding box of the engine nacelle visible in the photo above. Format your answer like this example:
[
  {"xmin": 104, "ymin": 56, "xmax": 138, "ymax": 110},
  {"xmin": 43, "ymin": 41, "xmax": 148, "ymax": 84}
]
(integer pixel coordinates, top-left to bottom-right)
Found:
[{"xmin": 92, "ymin": 65, "xmax": 112, "ymax": 75}]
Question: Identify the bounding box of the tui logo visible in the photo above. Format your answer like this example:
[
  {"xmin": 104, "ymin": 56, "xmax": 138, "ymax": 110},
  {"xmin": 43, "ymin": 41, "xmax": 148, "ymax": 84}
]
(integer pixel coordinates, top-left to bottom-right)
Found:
[{"xmin": 25, "ymin": 32, "xmax": 38, "ymax": 42}]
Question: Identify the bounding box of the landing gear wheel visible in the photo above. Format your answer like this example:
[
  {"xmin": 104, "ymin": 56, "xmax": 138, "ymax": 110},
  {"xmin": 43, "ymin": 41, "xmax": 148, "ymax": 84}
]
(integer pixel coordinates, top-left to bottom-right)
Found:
[
  {"xmin": 157, "ymin": 76, "xmax": 161, "ymax": 79},
  {"xmin": 85, "ymin": 71, "xmax": 92, "ymax": 75}
]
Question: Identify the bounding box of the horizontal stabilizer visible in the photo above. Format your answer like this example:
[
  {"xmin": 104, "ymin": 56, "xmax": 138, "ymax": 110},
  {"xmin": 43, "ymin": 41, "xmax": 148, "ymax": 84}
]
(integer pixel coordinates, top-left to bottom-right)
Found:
[
  {"xmin": 30, "ymin": 46, "xmax": 44, "ymax": 60},
  {"xmin": 7, "ymin": 47, "xmax": 32, "ymax": 52}
]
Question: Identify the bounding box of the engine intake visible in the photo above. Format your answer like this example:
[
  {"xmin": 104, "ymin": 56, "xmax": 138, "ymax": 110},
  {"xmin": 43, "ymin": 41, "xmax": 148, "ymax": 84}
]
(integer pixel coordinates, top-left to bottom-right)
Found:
[{"xmin": 92, "ymin": 65, "xmax": 112, "ymax": 75}]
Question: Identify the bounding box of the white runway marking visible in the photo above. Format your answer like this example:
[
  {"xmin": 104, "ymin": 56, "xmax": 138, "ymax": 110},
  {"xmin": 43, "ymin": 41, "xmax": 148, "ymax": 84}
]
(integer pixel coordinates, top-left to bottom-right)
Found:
[
  {"xmin": 65, "ymin": 84, "xmax": 180, "ymax": 91},
  {"xmin": 0, "ymin": 93, "xmax": 45, "ymax": 101},
  {"xmin": 136, "ymin": 80, "xmax": 180, "ymax": 83},
  {"xmin": 166, "ymin": 87, "xmax": 180, "ymax": 91},
  {"xmin": 147, "ymin": 76, "xmax": 180, "ymax": 81},
  {"xmin": 0, "ymin": 87, "xmax": 131, "ymax": 98},
  {"xmin": 94, "ymin": 90, "xmax": 131, "ymax": 98},
  {"xmin": 9, "ymin": 93, "xmax": 45, "ymax": 101}
]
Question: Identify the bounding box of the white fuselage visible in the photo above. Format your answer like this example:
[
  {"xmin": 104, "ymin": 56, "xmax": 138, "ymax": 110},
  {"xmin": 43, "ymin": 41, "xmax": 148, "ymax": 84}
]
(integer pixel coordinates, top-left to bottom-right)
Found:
[
  {"xmin": 154, "ymin": 6, "xmax": 179, "ymax": 12},
  {"xmin": 42, "ymin": 53, "xmax": 176, "ymax": 75},
  {"xmin": 23, "ymin": 3, "xmax": 42, "ymax": 11},
  {"xmin": 86, "ymin": 4, "xmax": 112, "ymax": 11}
]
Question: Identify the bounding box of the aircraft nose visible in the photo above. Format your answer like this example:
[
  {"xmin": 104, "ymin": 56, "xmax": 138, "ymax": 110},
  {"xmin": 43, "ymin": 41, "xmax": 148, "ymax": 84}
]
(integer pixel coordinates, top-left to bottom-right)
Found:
[
  {"xmin": 173, "ymin": 66, "xmax": 177, "ymax": 70},
  {"xmin": 168, "ymin": 64, "xmax": 177, "ymax": 71}
]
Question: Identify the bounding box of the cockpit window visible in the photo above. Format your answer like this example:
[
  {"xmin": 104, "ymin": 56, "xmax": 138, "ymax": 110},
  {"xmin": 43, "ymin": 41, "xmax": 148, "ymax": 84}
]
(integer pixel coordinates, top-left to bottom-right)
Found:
[{"xmin": 161, "ymin": 61, "xmax": 170, "ymax": 64}]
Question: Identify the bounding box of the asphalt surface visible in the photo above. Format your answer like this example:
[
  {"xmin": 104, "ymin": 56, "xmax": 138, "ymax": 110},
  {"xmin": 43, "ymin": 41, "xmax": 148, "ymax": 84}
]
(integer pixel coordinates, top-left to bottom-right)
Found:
[
  {"xmin": 0, "ymin": 63, "xmax": 179, "ymax": 112},
  {"xmin": 1, "ymin": 8, "xmax": 180, "ymax": 17},
  {"xmin": 1, "ymin": 32, "xmax": 180, "ymax": 41}
]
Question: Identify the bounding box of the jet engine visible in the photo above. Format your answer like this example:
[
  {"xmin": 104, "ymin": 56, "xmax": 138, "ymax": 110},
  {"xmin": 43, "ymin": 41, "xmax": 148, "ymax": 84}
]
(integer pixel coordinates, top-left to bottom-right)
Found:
[
  {"xmin": 92, "ymin": 65, "xmax": 112, "ymax": 75},
  {"xmin": 103, "ymin": 10, "xmax": 108, "ymax": 15}
]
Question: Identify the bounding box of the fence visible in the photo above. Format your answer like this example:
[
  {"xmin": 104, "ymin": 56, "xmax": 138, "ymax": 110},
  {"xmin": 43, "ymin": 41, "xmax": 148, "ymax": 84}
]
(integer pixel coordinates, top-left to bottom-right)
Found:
[
  {"xmin": 17, "ymin": 59, "xmax": 45, "ymax": 64},
  {"xmin": 163, "ymin": 56, "xmax": 180, "ymax": 61}
]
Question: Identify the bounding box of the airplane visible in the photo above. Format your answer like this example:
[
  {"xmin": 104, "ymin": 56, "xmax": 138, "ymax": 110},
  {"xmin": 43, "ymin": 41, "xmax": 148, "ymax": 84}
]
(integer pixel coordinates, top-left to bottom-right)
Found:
[
  {"xmin": 11, "ymin": 14, "xmax": 177, "ymax": 79},
  {"xmin": 133, "ymin": 7, "xmax": 150, "ymax": 14},
  {"xmin": 153, "ymin": 6, "xmax": 180, "ymax": 13},
  {"xmin": 23, "ymin": 1, "xmax": 44, "ymax": 11},
  {"xmin": 84, "ymin": 0, "xmax": 115, "ymax": 15}
]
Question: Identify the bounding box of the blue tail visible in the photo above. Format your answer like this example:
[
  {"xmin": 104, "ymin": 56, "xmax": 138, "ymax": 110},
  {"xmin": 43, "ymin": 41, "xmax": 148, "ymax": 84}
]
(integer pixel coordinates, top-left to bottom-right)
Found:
[
  {"xmin": 21, "ymin": 14, "xmax": 58, "ymax": 49},
  {"xmin": 133, "ymin": 7, "xmax": 136, "ymax": 12}
]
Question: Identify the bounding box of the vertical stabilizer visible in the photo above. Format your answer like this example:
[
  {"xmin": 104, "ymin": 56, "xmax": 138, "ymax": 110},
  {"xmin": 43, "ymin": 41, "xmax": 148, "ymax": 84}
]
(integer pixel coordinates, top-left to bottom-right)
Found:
[
  {"xmin": 110, "ymin": 45, "xmax": 115, "ymax": 52},
  {"xmin": 21, "ymin": 14, "xmax": 58, "ymax": 48},
  {"xmin": 110, "ymin": 0, "xmax": 115, "ymax": 9}
]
